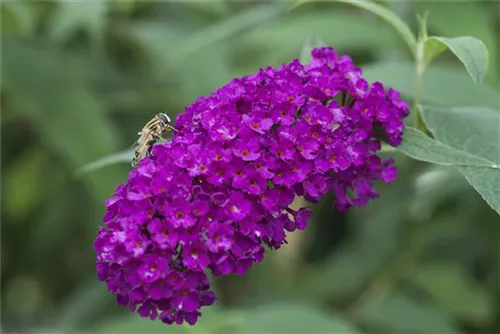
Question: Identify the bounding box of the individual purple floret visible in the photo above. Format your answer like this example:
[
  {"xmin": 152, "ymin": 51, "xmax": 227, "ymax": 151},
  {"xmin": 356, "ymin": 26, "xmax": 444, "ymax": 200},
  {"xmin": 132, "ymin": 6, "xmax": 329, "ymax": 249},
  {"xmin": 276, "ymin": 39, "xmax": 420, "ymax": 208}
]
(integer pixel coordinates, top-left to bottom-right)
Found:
[{"xmin": 94, "ymin": 47, "xmax": 409, "ymax": 325}]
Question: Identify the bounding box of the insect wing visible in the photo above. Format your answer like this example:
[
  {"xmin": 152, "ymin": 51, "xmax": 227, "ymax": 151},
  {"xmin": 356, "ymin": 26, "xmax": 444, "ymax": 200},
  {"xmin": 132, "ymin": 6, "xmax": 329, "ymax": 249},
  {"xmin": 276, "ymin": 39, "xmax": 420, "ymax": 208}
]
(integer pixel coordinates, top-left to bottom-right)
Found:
[{"xmin": 138, "ymin": 128, "xmax": 153, "ymax": 145}]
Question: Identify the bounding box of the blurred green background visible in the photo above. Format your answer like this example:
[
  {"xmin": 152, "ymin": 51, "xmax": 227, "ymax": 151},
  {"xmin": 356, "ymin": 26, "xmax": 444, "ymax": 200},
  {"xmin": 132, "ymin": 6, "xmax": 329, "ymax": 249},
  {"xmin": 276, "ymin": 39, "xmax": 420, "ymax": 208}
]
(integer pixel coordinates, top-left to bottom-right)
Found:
[{"xmin": 1, "ymin": 1, "xmax": 499, "ymax": 333}]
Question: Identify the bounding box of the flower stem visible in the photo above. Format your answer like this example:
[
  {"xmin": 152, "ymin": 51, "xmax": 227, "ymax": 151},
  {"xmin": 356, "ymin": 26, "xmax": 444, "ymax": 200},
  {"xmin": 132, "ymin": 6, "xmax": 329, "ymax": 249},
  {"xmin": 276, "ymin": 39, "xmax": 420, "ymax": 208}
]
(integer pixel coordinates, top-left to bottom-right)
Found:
[{"xmin": 414, "ymin": 39, "xmax": 427, "ymax": 132}]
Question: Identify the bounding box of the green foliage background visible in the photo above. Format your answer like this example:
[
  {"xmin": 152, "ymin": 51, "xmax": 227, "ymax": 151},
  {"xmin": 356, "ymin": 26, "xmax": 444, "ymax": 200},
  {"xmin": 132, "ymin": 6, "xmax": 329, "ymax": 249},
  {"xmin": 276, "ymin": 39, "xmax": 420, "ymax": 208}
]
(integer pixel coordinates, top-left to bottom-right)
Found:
[{"xmin": 1, "ymin": 1, "xmax": 499, "ymax": 333}]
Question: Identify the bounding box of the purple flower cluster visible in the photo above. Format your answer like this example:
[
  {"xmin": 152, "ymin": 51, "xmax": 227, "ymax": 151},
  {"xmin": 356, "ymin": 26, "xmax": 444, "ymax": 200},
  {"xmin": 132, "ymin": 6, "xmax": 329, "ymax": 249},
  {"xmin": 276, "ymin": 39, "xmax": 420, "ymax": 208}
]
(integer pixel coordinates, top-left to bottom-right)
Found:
[{"xmin": 94, "ymin": 47, "xmax": 409, "ymax": 325}]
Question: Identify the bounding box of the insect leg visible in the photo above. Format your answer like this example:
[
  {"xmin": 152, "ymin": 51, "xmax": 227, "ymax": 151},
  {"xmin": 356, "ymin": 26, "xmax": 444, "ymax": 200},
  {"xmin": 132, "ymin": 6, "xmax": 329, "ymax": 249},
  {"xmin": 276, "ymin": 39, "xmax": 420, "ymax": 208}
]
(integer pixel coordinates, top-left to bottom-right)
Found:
[
  {"xmin": 167, "ymin": 125, "xmax": 180, "ymax": 133},
  {"xmin": 131, "ymin": 156, "xmax": 138, "ymax": 168},
  {"xmin": 151, "ymin": 132, "xmax": 163, "ymax": 139}
]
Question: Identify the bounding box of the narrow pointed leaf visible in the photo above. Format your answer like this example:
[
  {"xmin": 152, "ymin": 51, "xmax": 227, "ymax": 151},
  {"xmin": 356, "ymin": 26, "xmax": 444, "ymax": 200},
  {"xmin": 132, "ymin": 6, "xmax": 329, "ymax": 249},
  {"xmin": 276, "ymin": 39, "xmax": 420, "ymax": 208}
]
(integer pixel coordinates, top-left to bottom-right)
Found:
[
  {"xmin": 75, "ymin": 149, "xmax": 134, "ymax": 177},
  {"xmin": 290, "ymin": 0, "xmax": 417, "ymax": 56}
]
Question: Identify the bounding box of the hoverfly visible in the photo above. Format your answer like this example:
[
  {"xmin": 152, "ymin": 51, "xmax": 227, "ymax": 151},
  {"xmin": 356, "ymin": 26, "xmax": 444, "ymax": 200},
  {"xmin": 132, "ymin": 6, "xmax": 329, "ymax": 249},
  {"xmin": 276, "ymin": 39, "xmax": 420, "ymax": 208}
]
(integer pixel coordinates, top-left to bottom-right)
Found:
[{"xmin": 131, "ymin": 112, "xmax": 178, "ymax": 168}]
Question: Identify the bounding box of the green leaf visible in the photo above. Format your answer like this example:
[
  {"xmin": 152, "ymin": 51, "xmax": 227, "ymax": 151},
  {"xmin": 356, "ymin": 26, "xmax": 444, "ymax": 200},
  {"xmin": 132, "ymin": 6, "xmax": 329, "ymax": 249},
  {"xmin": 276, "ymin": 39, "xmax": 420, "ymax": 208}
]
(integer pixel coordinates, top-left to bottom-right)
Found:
[
  {"xmin": 335, "ymin": 0, "xmax": 417, "ymax": 56},
  {"xmin": 290, "ymin": 0, "xmax": 417, "ymax": 56},
  {"xmin": 128, "ymin": 21, "xmax": 185, "ymax": 77},
  {"xmin": 411, "ymin": 166, "xmax": 472, "ymax": 217},
  {"xmin": 48, "ymin": 1, "xmax": 108, "ymax": 46},
  {"xmin": 397, "ymin": 127, "xmax": 494, "ymax": 168},
  {"xmin": 423, "ymin": 36, "xmax": 489, "ymax": 84},
  {"xmin": 456, "ymin": 166, "xmax": 500, "ymax": 215},
  {"xmin": 422, "ymin": 37, "xmax": 447, "ymax": 64},
  {"xmin": 421, "ymin": 106, "xmax": 499, "ymax": 162},
  {"xmin": 93, "ymin": 315, "xmax": 191, "ymax": 334},
  {"xmin": 4, "ymin": 149, "xmax": 45, "ymax": 221},
  {"xmin": 236, "ymin": 304, "xmax": 360, "ymax": 334},
  {"xmin": 298, "ymin": 250, "xmax": 382, "ymax": 302},
  {"xmin": 170, "ymin": 3, "xmax": 286, "ymax": 64},
  {"xmin": 289, "ymin": 0, "xmax": 309, "ymax": 10},
  {"xmin": 410, "ymin": 1, "xmax": 498, "ymax": 84},
  {"xmin": 177, "ymin": 44, "xmax": 234, "ymax": 102},
  {"xmin": 240, "ymin": 11, "xmax": 398, "ymax": 66},
  {"xmin": 414, "ymin": 261, "xmax": 494, "ymax": 324},
  {"xmin": 176, "ymin": 0, "xmax": 230, "ymax": 16},
  {"xmin": 75, "ymin": 149, "xmax": 134, "ymax": 177},
  {"xmin": 53, "ymin": 280, "xmax": 111, "ymax": 332},
  {"xmin": 29, "ymin": 181, "xmax": 75, "ymax": 255},
  {"xmin": 2, "ymin": 38, "xmax": 120, "ymax": 162},
  {"xmin": 354, "ymin": 292, "xmax": 460, "ymax": 333},
  {"xmin": 109, "ymin": 1, "xmax": 136, "ymax": 14},
  {"xmin": 2, "ymin": 37, "xmax": 123, "ymax": 204},
  {"xmin": 298, "ymin": 181, "xmax": 411, "ymax": 303},
  {"xmin": 420, "ymin": 105, "xmax": 500, "ymax": 214},
  {"xmin": 362, "ymin": 62, "xmax": 498, "ymax": 109},
  {"xmin": 299, "ymin": 35, "xmax": 326, "ymax": 64},
  {"xmin": 1, "ymin": 2, "xmax": 38, "ymax": 37},
  {"xmin": 408, "ymin": 210, "xmax": 469, "ymax": 254},
  {"xmin": 300, "ymin": 36, "xmax": 315, "ymax": 64},
  {"xmin": 91, "ymin": 306, "xmax": 230, "ymax": 334}
]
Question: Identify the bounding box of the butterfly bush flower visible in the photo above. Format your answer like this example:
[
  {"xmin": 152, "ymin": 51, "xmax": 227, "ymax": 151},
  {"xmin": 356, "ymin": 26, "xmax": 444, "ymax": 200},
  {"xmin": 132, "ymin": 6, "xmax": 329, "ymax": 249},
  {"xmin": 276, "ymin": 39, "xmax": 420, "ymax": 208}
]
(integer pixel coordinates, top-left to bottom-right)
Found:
[{"xmin": 94, "ymin": 47, "xmax": 409, "ymax": 325}]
